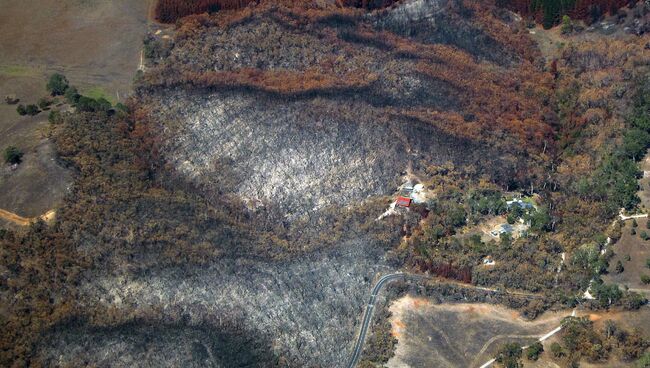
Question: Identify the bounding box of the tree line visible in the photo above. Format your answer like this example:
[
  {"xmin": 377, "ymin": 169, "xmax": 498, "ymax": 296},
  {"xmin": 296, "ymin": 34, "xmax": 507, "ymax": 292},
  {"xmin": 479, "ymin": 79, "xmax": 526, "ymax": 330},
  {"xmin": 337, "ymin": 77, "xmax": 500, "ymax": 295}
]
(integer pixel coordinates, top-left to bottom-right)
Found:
[{"xmin": 496, "ymin": 0, "xmax": 631, "ymax": 28}]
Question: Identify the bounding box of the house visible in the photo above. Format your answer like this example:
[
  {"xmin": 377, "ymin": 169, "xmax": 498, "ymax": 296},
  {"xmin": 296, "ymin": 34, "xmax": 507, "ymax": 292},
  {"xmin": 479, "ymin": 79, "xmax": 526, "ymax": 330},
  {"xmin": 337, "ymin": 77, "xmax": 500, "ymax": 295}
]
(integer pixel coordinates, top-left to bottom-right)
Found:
[
  {"xmin": 507, "ymin": 198, "xmax": 534, "ymax": 210},
  {"xmin": 396, "ymin": 196, "xmax": 412, "ymax": 207}
]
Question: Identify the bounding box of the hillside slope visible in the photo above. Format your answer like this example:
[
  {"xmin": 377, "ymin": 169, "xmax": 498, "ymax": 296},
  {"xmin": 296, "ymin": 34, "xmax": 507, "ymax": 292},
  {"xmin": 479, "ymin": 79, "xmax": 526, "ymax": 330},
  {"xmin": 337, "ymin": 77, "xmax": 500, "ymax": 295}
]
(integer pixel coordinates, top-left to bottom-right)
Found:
[{"xmin": 142, "ymin": 0, "xmax": 556, "ymax": 218}]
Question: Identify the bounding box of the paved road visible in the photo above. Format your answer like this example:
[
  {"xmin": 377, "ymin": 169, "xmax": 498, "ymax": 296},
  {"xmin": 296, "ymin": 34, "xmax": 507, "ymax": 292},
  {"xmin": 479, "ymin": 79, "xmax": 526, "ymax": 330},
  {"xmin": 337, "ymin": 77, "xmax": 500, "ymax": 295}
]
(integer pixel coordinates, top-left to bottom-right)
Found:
[
  {"xmin": 346, "ymin": 272, "xmax": 406, "ymax": 368},
  {"xmin": 346, "ymin": 273, "xmax": 543, "ymax": 368}
]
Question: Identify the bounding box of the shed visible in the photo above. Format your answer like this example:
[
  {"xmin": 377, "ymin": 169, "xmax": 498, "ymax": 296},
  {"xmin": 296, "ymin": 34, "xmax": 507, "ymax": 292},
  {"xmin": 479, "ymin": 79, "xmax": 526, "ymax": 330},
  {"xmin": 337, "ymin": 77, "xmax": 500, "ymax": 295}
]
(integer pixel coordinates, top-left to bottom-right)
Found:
[{"xmin": 396, "ymin": 196, "xmax": 412, "ymax": 207}]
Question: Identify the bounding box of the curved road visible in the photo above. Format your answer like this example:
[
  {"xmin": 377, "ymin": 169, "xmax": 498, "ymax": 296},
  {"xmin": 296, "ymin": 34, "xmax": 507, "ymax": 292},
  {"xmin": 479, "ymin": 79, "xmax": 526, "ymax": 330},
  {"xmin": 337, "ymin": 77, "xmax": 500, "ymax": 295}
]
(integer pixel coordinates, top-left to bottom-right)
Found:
[
  {"xmin": 346, "ymin": 273, "xmax": 543, "ymax": 368},
  {"xmin": 346, "ymin": 273, "xmax": 406, "ymax": 368}
]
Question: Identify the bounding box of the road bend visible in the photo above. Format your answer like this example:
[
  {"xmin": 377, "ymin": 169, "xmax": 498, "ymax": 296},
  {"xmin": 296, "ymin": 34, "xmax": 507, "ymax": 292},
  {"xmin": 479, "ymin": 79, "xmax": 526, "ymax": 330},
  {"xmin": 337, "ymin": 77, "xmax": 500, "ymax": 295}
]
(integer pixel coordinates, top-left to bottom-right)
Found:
[
  {"xmin": 346, "ymin": 273, "xmax": 542, "ymax": 368},
  {"xmin": 346, "ymin": 273, "xmax": 406, "ymax": 368}
]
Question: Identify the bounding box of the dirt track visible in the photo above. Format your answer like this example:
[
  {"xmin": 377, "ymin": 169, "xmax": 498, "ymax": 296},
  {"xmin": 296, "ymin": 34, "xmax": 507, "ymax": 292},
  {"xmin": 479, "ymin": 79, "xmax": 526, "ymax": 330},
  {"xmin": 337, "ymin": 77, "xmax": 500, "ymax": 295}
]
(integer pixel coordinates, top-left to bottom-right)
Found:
[{"xmin": 0, "ymin": 208, "xmax": 55, "ymax": 226}]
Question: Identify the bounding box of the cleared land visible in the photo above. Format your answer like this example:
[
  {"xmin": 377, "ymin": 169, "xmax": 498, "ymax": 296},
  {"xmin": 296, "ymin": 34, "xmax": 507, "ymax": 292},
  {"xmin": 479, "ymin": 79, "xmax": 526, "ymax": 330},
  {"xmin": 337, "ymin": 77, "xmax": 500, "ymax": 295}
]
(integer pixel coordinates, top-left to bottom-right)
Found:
[
  {"xmin": 0, "ymin": 0, "xmax": 152, "ymax": 99},
  {"xmin": 386, "ymin": 296, "xmax": 569, "ymax": 368},
  {"xmin": 0, "ymin": 0, "xmax": 152, "ymax": 224},
  {"xmin": 387, "ymin": 296, "xmax": 650, "ymax": 368},
  {"xmin": 603, "ymin": 150, "xmax": 650, "ymax": 294},
  {"xmin": 525, "ymin": 308, "xmax": 650, "ymax": 368}
]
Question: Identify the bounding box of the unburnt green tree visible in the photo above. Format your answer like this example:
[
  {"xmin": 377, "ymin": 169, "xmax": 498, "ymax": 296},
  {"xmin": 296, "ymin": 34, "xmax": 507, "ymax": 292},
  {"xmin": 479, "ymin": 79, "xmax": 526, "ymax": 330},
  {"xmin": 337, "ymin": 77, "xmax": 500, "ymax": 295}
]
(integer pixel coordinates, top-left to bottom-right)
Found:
[
  {"xmin": 3, "ymin": 146, "xmax": 23, "ymax": 165},
  {"xmin": 46, "ymin": 73, "xmax": 69, "ymax": 96}
]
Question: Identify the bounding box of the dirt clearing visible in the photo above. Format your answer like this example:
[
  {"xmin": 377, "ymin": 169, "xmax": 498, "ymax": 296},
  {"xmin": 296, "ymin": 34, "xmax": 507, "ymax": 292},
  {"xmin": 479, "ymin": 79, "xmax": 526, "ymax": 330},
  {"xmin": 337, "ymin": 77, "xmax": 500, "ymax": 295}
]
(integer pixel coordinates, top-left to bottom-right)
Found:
[{"xmin": 387, "ymin": 296, "xmax": 568, "ymax": 368}]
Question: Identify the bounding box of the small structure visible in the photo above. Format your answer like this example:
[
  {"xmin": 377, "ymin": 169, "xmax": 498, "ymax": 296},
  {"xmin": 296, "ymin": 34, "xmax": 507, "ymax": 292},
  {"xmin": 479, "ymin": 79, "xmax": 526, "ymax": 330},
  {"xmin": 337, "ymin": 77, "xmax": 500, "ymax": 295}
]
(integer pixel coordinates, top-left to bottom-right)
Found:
[
  {"xmin": 396, "ymin": 196, "xmax": 412, "ymax": 207},
  {"xmin": 490, "ymin": 223, "xmax": 513, "ymax": 237},
  {"xmin": 482, "ymin": 256, "xmax": 496, "ymax": 266},
  {"xmin": 507, "ymin": 198, "xmax": 534, "ymax": 210}
]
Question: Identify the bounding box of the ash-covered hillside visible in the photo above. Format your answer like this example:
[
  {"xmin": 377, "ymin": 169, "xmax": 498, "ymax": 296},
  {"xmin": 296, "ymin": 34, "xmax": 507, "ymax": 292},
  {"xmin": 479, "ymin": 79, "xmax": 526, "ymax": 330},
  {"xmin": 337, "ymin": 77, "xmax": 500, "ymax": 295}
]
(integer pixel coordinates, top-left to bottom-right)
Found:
[
  {"xmin": 5, "ymin": 1, "xmax": 562, "ymax": 367},
  {"xmin": 142, "ymin": 0, "xmax": 555, "ymax": 219}
]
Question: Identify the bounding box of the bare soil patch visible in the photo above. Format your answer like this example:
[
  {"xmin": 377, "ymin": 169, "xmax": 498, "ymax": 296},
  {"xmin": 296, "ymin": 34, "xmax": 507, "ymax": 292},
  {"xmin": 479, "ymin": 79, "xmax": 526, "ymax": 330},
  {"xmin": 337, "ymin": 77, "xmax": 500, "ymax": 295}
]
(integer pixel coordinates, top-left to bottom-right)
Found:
[{"xmin": 386, "ymin": 296, "xmax": 568, "ymax": 368}]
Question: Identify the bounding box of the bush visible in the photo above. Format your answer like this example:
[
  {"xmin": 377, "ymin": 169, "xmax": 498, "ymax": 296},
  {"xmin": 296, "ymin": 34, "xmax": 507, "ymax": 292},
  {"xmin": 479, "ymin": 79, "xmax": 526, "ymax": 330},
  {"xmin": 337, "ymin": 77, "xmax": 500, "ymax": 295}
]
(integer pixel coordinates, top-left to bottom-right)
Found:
[
  {"xmin": 46, "ymin": 73, "xmax": 69, "ymax": 96},
  {"xmin": 637, "ymin": 351, "xmax": 650, "ymax": 367},
  {"xmin": 495, "ymin": 342, "xmax": 522, "ymax": 368},
  {"xmin": 646, "ymin": 258, "xmax": 650, "ymax": 268},
  {"xmin": 25, "ymin": 104, "xmax": 39, "ymax": 116},
  {"xmin": 551, "ymin": 342, "xmax": 564, "ymax": 357},
  {"xmin": 615, "ymin": 260, "xmax": 624, "ymax": 274},
  {"xmin": 76, "ymin": 96, "xmax": 111, "ymax": 113},
  {"xmin": 641, "ymin": 231, "xmax": 649, "ymax": 241},
  {"xmin": 16, "ymin": 104, "xmax": 26, "ymax": 115},
  {"xmin": 591, "ymin": 282, "xmax": 623, "ymax": 307},
  {"xmin": 642, "ymin": 275, "xmax": 650, "ymax": 284},
  {"xmin": 526, "ymin": 342, "xmax": 544, "ymax": 361},
  {"xmin": 5, "ymin": 94, "xmax": 19, "ymax": 104},
  {"xmin": 64, "ymin": 86, "xmax": 80, "ymax": 104},
  {"xmin": 620, "ymin": 291, "xmax": 647, "ymax": 310},
  {"xmin": 48, "ymin": 110, "xmax": 62, "ymax": 124},
  {"xmin": 561, "ymin": 15, "xmax": 573, "ymax": 34},
  {"xmin": 4, "ymin": 146, "xmax": 23, "ymax": 165},
  {"xmin": 37, "ymin": 98, "xmax": 51, "ymax": 110}
]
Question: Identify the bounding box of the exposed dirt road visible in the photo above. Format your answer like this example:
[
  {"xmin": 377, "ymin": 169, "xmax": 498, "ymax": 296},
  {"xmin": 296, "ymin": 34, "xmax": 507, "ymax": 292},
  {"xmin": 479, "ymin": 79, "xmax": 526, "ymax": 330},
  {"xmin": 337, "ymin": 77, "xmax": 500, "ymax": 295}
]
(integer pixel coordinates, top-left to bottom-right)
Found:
[{"xmin": 0, "ymin": 208, "xmax": 54, "ymax": 226}]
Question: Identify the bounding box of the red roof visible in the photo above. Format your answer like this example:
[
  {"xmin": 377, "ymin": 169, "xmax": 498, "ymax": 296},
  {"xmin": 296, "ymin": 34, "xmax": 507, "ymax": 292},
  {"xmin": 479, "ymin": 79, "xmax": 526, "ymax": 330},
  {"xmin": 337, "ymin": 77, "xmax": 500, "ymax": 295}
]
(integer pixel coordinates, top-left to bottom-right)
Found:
[{"xmin": 396, "ymin": 196, "xmax": 412, "ymax": 207}]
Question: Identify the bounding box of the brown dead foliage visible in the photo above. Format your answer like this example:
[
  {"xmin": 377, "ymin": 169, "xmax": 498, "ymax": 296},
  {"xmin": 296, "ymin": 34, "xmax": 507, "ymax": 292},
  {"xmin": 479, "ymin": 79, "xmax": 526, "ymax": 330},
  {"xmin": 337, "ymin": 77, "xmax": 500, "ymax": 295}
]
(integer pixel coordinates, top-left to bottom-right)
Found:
[{"xmin": 145, "ymin": 66, "xmax": 378, "ymax": 94}]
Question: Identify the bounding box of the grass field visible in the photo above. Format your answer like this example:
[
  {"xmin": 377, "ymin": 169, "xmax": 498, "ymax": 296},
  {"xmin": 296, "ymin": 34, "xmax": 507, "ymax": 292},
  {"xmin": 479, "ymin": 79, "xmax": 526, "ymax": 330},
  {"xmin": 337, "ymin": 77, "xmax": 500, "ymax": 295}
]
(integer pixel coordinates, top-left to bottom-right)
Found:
[
  {"xmin": 0, "ymin": 64, "xmax": 42, "ymax": 78},
  {"xmin": 81, "ymin": 86, "xmax": 117, "ymax": 105},
  {"xmin": 387, "ymin": 296, "xmax": 648, "ymax": 368},
  {"xmin": 0, "ymin": 0, "xmax": 152, "ymax": 224},
  {"xmin": 387, "ymin": 297, "xmax": 569, "ymax": 368}
]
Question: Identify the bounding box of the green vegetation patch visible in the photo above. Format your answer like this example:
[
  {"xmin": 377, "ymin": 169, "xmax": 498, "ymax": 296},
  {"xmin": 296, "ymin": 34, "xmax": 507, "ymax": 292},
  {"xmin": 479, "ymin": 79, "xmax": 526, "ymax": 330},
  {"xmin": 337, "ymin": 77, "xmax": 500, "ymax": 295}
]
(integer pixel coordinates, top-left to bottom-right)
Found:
[
  {"xmin": 0, "ymin": 64, "xmax": 40, "ymax": 78},
  {"xmin": 80, "ymin": 86, "xmax": 116, "ymax": 105}
]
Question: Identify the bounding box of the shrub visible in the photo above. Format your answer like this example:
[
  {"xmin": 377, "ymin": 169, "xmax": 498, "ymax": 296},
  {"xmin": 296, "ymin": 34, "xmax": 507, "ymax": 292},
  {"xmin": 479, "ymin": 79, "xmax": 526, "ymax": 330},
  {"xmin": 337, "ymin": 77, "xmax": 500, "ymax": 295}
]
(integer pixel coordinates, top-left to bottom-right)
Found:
[
  {"xmin": 76, "ymin": 96, "xmax": 111, "ymax": 113},
  {"xmin": 5, "ymin": 94, "xmax": 19, "ymax": 104},
  {"xmin": 64, "ymin": 86, "xmax": 80, "ymax": 104},
  {"xmin": 646, "ymin": 258, "xmax": 650, "ymax": 268},
  {"xmin": 4, "ymin": 146, "xmax": 23, "ymax": 165},
  {"xmin": 591, "ymin": 282, "xmax": 623, "ymax": 307},
  {"xmin": 641, "ymin": 231, "xmax": 649, "ymax": 241},
  {"xmin": 526, "ymin": 342, "xmax": 543, "ymax": 361},
  {"xmin": 48, "ymin": 110, "xmax": 62, "ymax": 124},
  {"xmin": 46, "ymin": 73, "xmax": 69, "ymax": 96},
  {"xmin": 621, "ymin": 291, "xmax": 647, "ymax": 310},
  {"xmin": 633, "ymin": 219, "xmax": 638, "ymax": 228},
  {"xmin": 16, "ymin": 104, "xmax": 26, "ymax": 115},
  {"xmin": 561, "ymin": 15, "xmax": 573, "ymax": 34},
  {"xmin": 37, "ymin": 98, "xmax": 51, "ymax": 110},
  {"xmin": 25, "ymin": 104, "xmax": 39, "ymax": 116},
  {"xmin": 551, "ymin": 342, "xmax": 564, "ymax": 357},
  {"xmin": 495, "ymin": 342, "xmax": 522, "ymax": 368},
  {"xmin": 642, "ymin": 275, "xmax": 650, "ymax": 284},
  {"xmin": 637, "ymin": 351, "xmax": 650, "ymax": 367},
  {"xmin": 615, "ymin": 260, "xmax": 624, "ymax": 274}
]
